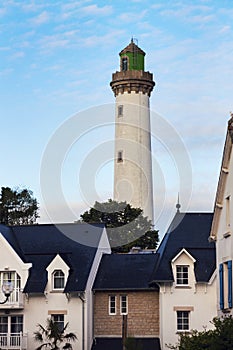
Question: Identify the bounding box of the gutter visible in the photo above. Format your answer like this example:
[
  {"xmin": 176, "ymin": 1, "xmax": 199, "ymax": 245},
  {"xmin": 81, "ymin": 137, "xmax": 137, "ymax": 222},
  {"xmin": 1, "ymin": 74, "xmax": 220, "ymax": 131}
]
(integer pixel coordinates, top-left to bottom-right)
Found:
[{"xmin": 78, "ymin": 292, "xmax": 85, "ymax": 350}]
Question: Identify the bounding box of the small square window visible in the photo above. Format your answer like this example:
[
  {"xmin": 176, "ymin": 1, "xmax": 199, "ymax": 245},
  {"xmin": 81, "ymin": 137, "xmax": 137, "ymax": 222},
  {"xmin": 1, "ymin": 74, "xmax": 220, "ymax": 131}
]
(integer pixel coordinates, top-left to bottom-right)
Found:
[
  {"xmin": 120, "ymin": 295, "xmax": 128, "ymax": 315},
  {"xmin": 177, "ymin": 311, "xmax": 189, "ymax": 331},
  {"xmin": 109, "ymin": 295, "xmax": 116, "ymax": 315},
  {"xmin": 176, "ymin": 265, "xmax": 189, "ymax": 285}
]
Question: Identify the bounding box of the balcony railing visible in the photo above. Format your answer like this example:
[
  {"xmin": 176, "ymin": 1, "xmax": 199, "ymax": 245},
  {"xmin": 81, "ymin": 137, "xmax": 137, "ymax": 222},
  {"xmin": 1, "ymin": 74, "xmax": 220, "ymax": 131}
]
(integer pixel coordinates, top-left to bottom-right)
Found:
[
  {"xmin": 0, "ymin": 332, "xmax": 27, "ymax": 350},
  {"xmin": 0, "ymin": 288, "xmax": 24, "ymax": 309}
]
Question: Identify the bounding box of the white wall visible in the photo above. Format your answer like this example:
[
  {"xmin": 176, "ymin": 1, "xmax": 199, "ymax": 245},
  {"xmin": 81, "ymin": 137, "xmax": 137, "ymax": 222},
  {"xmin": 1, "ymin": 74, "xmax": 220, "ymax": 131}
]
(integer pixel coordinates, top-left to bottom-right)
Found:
[
  {"xmin": 160, "ymin": 251, "xmax": 217, "ymax": 349},
  {"xmin": 114, "ymin": 91, "xmax": 154, "ymax": 222}
]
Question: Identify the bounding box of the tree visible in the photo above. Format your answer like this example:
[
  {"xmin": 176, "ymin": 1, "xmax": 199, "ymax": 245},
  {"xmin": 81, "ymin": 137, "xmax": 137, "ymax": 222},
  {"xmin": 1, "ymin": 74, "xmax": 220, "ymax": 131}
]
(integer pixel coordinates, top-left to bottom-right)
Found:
[
  {"xmin": 0, "ymin": 186, "xmax": 39, "ymax": 225},
  {"xmin": 80, "ymin": 199, "xmax": 159, "ymax": 252},
  {"xmin": 167, "ymin": 316, "xmax": 233, "ymax": 350},
  {"xmin": 34, "ymin": 318, "xmax": 77, "ymax": 350}
]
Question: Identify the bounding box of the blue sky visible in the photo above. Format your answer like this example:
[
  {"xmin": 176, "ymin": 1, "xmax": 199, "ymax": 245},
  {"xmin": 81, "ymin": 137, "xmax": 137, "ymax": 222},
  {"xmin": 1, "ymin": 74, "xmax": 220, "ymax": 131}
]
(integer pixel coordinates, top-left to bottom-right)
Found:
[{"xmin": 1, "ymin": 0, "xmax": 233, "ymax": 237}]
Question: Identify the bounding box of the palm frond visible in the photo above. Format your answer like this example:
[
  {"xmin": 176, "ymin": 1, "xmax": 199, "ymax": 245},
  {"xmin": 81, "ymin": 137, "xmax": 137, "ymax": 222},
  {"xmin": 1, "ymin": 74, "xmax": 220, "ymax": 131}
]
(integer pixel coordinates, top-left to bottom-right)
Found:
[
  {"xmin": 63, "ymin": 333, "xmax": 77, "ymax": 341},
  {"xmin": 62, "ymin": 343, "xmax": 73, "ymax": 349},
  {"xmin": 34, "ymin": 331, "xmax": 44, "ymax": 342}
]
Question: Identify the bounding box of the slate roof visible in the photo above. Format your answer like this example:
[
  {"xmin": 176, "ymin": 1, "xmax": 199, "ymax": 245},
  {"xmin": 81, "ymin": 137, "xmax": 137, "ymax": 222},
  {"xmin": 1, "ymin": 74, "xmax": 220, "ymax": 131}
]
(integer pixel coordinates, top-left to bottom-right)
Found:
[
  {"xmin": 0, "ymin": 223, "xmax": 106, "ymax": 293},
  {"xmin": 93, "ymin": 253, "xmax": 159, "ymax": 291},
  {"xmin": 91, "ymin": 337, "xmax": 161, "ymax": 350},
  {"xmin": 151, "ymin": 212, "xmax": 215, "ymax": 283}
]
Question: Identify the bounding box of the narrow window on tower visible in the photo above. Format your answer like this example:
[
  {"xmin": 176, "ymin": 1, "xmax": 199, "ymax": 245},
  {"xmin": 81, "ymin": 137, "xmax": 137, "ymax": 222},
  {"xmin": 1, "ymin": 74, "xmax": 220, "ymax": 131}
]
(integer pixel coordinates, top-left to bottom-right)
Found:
[
  {"xmin": 226, "ymin": 195, "xmax": 231, "ymax": 231},
  {"xmin": 118, "ymin": 105, "xmax": 123, "ymax": 117},
  {"xmin": 122, "ymin": 57, "xmax": 128, "ymax": 71},
  {"xmin": 117, "ymin": 151, "xmax": 123, "ymax": 163}
]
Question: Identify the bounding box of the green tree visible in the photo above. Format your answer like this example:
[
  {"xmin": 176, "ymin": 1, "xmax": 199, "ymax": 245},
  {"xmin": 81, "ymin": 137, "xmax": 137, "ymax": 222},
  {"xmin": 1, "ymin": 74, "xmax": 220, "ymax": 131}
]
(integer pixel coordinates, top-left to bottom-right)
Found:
[
  {"xmin": 80, "ymin": 199, "xmax": 159, "ymax": 252},
  {"xmin": 34, "ymin": 318, "xmax": 77, "ymax": 350},
  {"xmin": 0, "ymin": 186, "xmax": 39, "ymax": 225},
  {"xmin": 167, "ymin": 316, "xmax": 233, "ymax": 350}
]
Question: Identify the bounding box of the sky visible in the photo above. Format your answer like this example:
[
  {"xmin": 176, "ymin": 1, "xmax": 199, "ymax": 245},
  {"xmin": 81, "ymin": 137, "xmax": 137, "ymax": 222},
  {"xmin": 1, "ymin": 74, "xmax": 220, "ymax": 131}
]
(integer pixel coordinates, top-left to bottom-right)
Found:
[{"xmin": 1, "ymin": 0, "xmax": 233, "ymax": 238}]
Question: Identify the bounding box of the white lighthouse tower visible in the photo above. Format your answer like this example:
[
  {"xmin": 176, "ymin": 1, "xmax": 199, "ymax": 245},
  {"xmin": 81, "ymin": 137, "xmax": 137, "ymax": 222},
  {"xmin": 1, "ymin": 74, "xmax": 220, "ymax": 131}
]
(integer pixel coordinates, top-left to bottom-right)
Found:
[{"xmin": 110, "ymin": 39, "xmax": 155, "ymax": 222}]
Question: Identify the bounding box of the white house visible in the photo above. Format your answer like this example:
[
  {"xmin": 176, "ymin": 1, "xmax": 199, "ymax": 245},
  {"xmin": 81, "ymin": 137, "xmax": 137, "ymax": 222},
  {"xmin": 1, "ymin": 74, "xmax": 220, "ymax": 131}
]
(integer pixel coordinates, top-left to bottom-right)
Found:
[
  {"xmin": 150, "ymin": 211, "xmax": 217, "ymax": 349},
  {"xmin": 210, "ymin": 115, "xmax": 233, "ymax": 316},
  {"xmin": 0, "ymin": 223, "xmax": 111, "ymax": 350}
]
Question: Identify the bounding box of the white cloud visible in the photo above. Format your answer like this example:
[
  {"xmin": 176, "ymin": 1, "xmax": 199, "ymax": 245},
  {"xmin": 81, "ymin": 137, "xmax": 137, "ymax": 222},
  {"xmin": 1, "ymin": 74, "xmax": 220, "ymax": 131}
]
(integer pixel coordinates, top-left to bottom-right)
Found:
[
  {"xmin": 0, "ymin": 68, "xmax": 13, "ymax": 76},
  {"xmin": 81, "ymin": 4, "xmax": 113, "ymax": 16},
  {"xmin": 118, "ymin": 9, "xmax": 147, "ymax": 23},
  {"xmin": 219, "ymin": 25, "xmax": 231, "ymax": 34},
  {"xmin": 30, "ymin": 10, "xmax": 50, "ymax": 25},
  {"xmin": 11, "ymin": 51, "xmax": 25, "ymax": 59}
]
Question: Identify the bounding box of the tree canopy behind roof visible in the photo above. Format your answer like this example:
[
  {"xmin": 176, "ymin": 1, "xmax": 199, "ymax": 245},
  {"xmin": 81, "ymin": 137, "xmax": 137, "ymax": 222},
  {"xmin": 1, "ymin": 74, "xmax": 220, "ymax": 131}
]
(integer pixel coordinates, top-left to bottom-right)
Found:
[
  {"xmin": 0, "ymin": 186, "xmax": 39, "ymax": 225},
  {"xmin": 80, "ymin": 199, "xmax": 159, "ymax": 253}
]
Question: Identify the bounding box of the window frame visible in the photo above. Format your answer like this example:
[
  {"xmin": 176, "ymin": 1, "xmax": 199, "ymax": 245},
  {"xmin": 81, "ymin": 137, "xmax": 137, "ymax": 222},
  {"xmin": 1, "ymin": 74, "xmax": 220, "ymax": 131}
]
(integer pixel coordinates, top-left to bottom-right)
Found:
[
  {"xmin": 109, "ymin": 295, "xmax": 117, "ymax": 315},
  {"xmin": 219, "ymin": 260, "xmax": 232, "ymax": 310},
  {"xmin": 51, "ymin": 314, "xmax": 64, "ymax": 331},
  {"xmin": 52, "ymin": 270, "xmax": 65, "ymax": 290},
  {"xmin": 176, "ymin": 265, "xmax": 189, "ymax": 286},
  {"xmin": 120, "ymin": 295, "xmax": 128, "ymax": 315},
  {"xmin": 121, "ymin": 57, "xmax": 128, "ymax": 71},
  {"xmin": 177, "ymin": 310, "xmax": 190, "ymax": 332}
]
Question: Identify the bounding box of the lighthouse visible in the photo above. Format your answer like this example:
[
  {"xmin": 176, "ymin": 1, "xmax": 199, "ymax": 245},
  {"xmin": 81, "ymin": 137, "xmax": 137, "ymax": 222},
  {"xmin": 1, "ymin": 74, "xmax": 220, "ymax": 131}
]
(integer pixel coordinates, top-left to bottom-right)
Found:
[{"xmin": 110, "ymin": 39, "xmax": 155, "ymax": 222}]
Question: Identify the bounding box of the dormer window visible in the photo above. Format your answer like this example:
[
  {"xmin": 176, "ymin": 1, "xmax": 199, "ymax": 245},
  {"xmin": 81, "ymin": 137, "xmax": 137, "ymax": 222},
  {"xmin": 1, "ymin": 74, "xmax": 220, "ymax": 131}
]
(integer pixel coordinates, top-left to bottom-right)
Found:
[
  {"xmin": 53, "ymin": 270, "xmax": 65, "ymax": 290},
  {"xmin": 176, "ymin": 265, "xmax": 189, "ymax": 285},
  {"xmin": 122, "ymin": 57, "xmax": 128, "ymax": 71}
]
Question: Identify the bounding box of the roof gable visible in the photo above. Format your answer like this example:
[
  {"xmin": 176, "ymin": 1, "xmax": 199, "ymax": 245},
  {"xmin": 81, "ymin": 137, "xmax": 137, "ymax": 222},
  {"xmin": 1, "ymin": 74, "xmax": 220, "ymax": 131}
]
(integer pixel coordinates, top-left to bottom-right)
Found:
[
  {"xmin": 210, "ymin": 116, "xmax": 233, "ymax": 241},
  {"xmin": 171, "ymin": 248, "xmax": 196, "ymax": 264}
]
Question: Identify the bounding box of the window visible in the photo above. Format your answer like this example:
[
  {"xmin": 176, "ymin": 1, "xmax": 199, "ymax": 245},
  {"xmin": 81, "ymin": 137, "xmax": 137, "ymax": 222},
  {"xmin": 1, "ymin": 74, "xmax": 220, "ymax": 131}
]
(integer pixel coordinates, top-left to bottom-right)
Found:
[
  {"xmin": 0, "ymin": 316, "xmax": 8, "ymax": 333},
  {"xmin": 53, "ymin": 270, "xmax": 65, "ymax": 290},
  {"xmin": 11, "ymin": 316, "xmax": 23, "ymax": 334},
  {"xmin": 177, "ymin": 311, "xmax": 189, "ymax": 331},
  {"xmin": 219, "ymin": 261, "xmax": 232, "ymax": 310},
  {"xmin": 117, "ymin": 151, "xmax": 123, "ymax": 163},
  {"xmin": 109, "ymin": 295, "xmax": 116, "ymax": 315},
  {"xmin": 122, "ymin": 57, "xmax": 128, "ymax": 71},
  {"xmin": 176, "ymin": 265, "xmax": 189, "ymax": 285},
  {"xmin": 51, "ymin": 314, "xmax": 64, "ymax": 331},
  {"xmin": 118, "ymin": 105, "xmax": 123, "ymax": 117},
  {"xmin": 120, "ymin": 295, "xmax": 128, "ymax": 315}
]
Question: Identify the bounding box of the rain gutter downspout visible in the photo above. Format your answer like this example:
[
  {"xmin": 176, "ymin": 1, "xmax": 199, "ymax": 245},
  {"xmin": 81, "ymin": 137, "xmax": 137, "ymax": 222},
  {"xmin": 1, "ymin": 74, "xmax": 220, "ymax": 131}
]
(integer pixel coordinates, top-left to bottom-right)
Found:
[{"xmin": 78, "ymin": 292, "xmax": 85, "ymax": 350}]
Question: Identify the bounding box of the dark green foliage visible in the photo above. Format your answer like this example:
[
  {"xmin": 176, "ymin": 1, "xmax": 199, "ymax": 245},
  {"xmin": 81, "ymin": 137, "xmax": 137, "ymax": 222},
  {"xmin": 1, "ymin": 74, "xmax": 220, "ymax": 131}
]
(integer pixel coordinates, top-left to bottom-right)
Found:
[
  {"xmin": 34, "ymin": 318, "xmax": 77, "ymax": 350},
  {"xmin": 80, "ymin": 199, "xmax": 159, "ymax": 252},
  {"xmin": 167, "ymin": 316, "xmax": 233, "ymax": 350},
  {"xmin": 0, "ymin": 186, "xmax": 39, "ymax": 225}
]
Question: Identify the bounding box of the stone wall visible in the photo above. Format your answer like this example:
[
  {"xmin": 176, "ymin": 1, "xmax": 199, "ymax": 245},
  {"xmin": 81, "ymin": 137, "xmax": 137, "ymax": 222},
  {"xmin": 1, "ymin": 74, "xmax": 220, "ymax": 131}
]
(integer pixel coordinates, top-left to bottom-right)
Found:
[{"xmin": 94, "ymin": 291, "xmax": 159, "ymax": 337}]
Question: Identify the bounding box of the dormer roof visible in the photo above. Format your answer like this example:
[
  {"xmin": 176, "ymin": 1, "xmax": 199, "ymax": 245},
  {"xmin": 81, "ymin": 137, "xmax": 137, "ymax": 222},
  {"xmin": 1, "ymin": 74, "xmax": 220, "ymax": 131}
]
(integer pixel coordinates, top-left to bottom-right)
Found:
[{"xmin": 150, "ymin": 212, "xmax": 215, "ymax": 283}]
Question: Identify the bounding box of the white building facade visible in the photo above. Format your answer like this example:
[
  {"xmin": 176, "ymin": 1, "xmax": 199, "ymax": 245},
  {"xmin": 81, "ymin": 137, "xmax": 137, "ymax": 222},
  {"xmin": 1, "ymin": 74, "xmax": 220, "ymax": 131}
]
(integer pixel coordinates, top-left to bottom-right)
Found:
[
  {"xmin": 0, "ymin": 223, "xmax": 111, "ymax": 350},
  {"xmin": 210, "ymin": 116, "xmax": 233, "ymax": 316}
]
